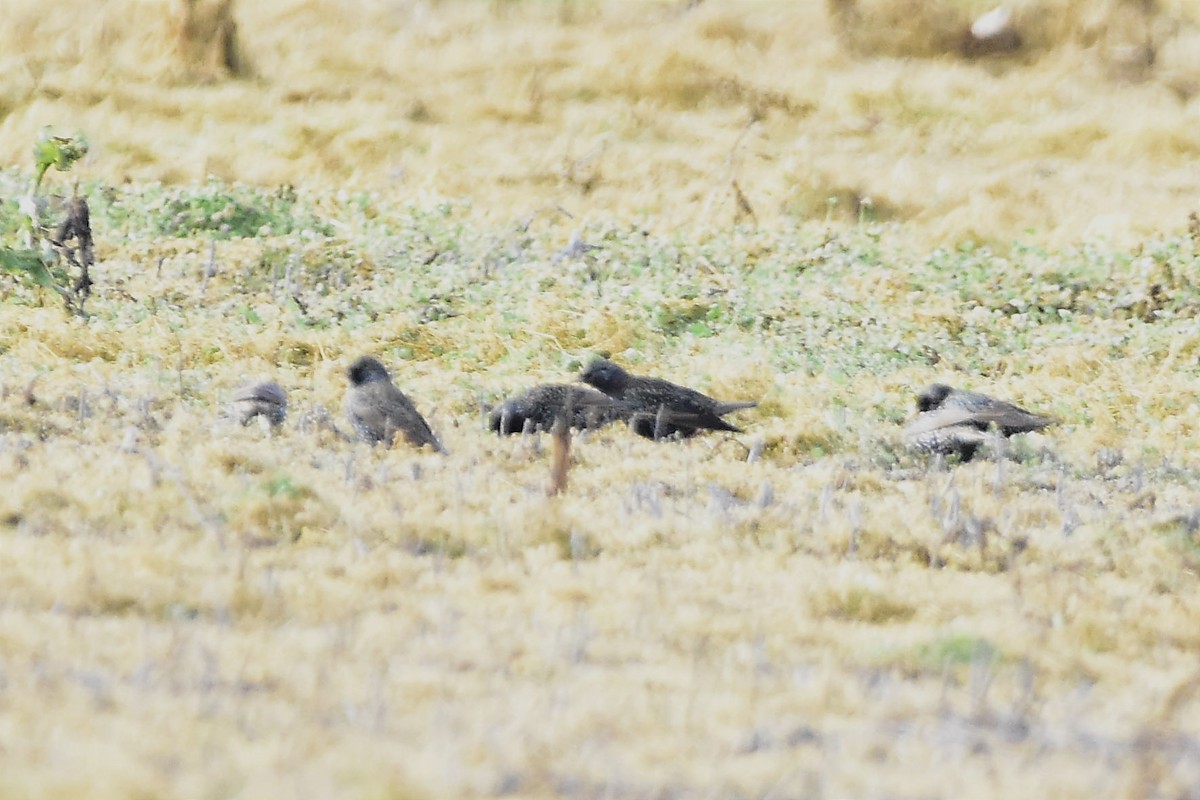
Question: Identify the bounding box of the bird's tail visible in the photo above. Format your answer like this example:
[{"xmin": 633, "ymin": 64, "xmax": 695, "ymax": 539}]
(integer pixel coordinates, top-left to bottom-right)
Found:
[{"xmin": 715, "ymin": 400, "xmax": 757, "ymax": 415}]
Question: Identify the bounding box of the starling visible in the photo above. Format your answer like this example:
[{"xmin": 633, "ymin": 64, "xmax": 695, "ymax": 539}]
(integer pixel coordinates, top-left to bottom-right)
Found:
[
  {"xmin": 489, "ymin": 384, "xmax": 626, "ymax": 435},
  {"xmin": 904, "ymin": 383, "xmax": 1055, "ymax": 461},
  {"xmin": 344, "ymin": 356, "xmax": 444, "ymax": 452},
  {"xmin": 579, "ymin": 357, "xmax": 757, "ymax": 440},
  {"xmin": 230, "ymin": 380, "xmax": 287, "ymax": 428}
]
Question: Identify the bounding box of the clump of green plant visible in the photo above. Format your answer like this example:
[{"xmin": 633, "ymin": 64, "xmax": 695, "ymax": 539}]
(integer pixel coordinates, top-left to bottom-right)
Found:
[
  {"xmin": 0, "ymin": 129, "xmax": 94, "ymax": 315},
  {"xmin": 144, "ymin": 180, "xmax": 334, "ymax": 239}
]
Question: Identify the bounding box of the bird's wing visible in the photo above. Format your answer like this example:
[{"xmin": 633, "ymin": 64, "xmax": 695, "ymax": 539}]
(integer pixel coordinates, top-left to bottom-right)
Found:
[
  {"xmin": 625, "ymin": 405, "xmax": 706, "ymax": 426},
  {"xmin": 903, "ymin": 407, "xmax": 981, "ymax": 435},
  {"xmin": 384, "ymin": 386, "xmax": 444, "ymax": 451},
  {"xmin": 947, "ymin": 390, "xmax": 1054, "ymax": 429},
  {"xmin": 628, "ymin": 379, "xmax": 716, "ymax": 415},
  {"xmin": 912, "ymin": 399, "xmax": 1053, "ymax": 434},
  {"xmin": 945, "ymin": 389, "xmax": 999, "ymax": 411},
  {"xmin": 626, "ymin": 404, "xmax": 742, "ymax": 434},
  {"xmin": 966, "ymin": 402, "xmax": 1055, "ymax": 432}
]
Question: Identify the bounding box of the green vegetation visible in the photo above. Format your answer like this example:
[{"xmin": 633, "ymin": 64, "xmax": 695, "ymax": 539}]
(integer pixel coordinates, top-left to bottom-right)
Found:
[
  {"xmin": 0, "ymin": 131, "xmax": 91, "ymax": 313},
  {"xmin": 114, "ymin": 179, "xmax": 336, "ymax": 239},
  {"xmin": 0, "ymin": 172, "xmax": 1197, "ymax": 797},
  {"xmin": 31, "ymin": 129, "xmax": 87, "ymax": 193},
  {"xmin": 3, "ymin": 0, "xmax": 1200, "ymax": 796}
]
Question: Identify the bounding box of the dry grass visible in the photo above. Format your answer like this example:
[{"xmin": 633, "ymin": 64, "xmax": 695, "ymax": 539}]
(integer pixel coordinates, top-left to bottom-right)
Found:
[
  {"xmin": 2, "ymin": 0, "xmax": 1200, "ymax": 245},
  {"xmin": 3, "ymin": 1, "xmax": 1200, "ymax": 798},
  {"xmin": 0, "ymin": 190, "xmax": 1199, "ymax": 796}
]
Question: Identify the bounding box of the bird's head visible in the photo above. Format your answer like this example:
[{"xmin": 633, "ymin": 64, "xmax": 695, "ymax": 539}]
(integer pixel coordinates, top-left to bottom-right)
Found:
[
  {"xmin": 347, "ymin": 356, "xmax": 391, "ymax": 387},
  {"xmin": 254, "ymin": 381, "xmax": 287, "ymax": 406},
  {"xmin": 916, "ymin": 383, "xmax": 954, "ymax": 413},
  {"xmin": 580, "ymin": 358, "xmax": 629, "ymax": 394}
]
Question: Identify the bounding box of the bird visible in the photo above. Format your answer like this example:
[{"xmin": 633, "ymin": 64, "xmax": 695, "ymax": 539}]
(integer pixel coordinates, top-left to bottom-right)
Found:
[
  {"xmin": 230, "ymin": 380, "xmax": 287, "ymax": 428},
  {"xmin": 343, "ymin": 355, "xmax": 444, "ymax": 452},
  {"xmin": 489, "ymin": 383, "xmax": 626, "ymax": 435},
  {"xmin": 579, "ymin": 357, "xmax": 757, "ymax": 440},
  {"xmin": 904, "ymin": 383, "xmax": 1055, "ymax": 461}
]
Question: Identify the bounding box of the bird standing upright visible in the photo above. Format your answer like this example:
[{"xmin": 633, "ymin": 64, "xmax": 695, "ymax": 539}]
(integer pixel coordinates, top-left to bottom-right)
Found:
[
  {"xmin": 904, "ymin": 383, "xmax": 1055, "ymax": 461},
  {"xmin": 344, "ymin": 355, "xmax": 444, "ymax": 452},
  {"xmin": 579, "ymin": 357, "xmax": 756, "ymax": 440}
]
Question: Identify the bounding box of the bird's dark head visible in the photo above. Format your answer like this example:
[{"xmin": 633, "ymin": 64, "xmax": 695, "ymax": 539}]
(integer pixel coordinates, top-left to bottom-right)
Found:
[
  {"xmin": 347, "ymin": 356, "xmax": 391, "ymax": 387},
  {"xmin": 252, "ymin": 380, "xmax": 287, "ymax": 407},
  {"xmin": 580, "ymin": 358, "xmax": 629, "ymax": 393},
  {"xmin": 234, "ymin": 379, "xmax": 287, "ymax": 406},
  {"xmin": 917, "ymin": 383, "xmax": 954, "ymax": 413}
]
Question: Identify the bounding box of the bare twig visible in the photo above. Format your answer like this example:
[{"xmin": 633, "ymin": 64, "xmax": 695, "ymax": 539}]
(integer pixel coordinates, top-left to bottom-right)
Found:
[
  {"xmin": 732, "ymin": 179, "xmax": 758, "ymax": 224},
  {"xmin": 200, "ymin": 238, "xmax": 217, "ymax": 296},
  {"xmin": 22, "ymin": 376, "xmax": 38, "ymax": 406},
  {"xmin": 653, "ymin": 403, "xmax": 670, "ymax": 441},
  {"xmin": 703, "ymin": 119, "xmax": 760, "ymax": 224},
  {"xmin": 548, "ymin": 411, "xmax": 571, "ymax": 497}
]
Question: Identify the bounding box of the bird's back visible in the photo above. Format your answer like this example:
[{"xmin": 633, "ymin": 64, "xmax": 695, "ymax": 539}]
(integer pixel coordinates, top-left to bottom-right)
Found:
[
  {"xmin": 622, "ymin": 377, "xmax": 751, "ymax": 435},
  {"xmin": 626, "ymin": 376, "xmax": 719, "ymax": 415},
  {"xmin": 945, "ymin": 389, "xmax": 1054, "ymax": 435},
  {"xmin": 231, "ymin": 381, "xmax": 287, "ymax": 426},
  {"xmin": 348, "ymin": 381, "xmax": 442, "ymax": 451},
  {"xmin": 491, "ymin": 384, "xmax": 622, "ymax": 434}
]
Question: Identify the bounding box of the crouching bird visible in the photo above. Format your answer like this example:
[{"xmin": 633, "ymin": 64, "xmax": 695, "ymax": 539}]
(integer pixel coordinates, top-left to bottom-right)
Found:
[
  {"xmin": 489, "ymin": 383, "xmax": 627, "ymax": 435},
  {"xmin": 904, "ymin": 383, "xmax": 1054, "ymax": 462},
  {"xmin": 579, "ymin": 357, "xmax": 757, "ymax": 440},
  {"xmin": 344, "ymin": 355, "xmax": 445, "ymax": 452},
  {"xmin": 230, "ymin": 379, "xmax": 287, "ymax": 428}
]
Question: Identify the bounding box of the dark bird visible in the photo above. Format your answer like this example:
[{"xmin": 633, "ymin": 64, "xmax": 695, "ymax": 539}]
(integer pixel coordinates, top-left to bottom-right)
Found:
[
  {"xmin": 904, "ymin": 383, "xmax": 1055, "ymax": 461},
  {"xmin": 579, "ymin": 357, "xmax": 757, "ymax": 440},
  {"xmin": 344, "ymin": 356, "xmax": 444, "ymax": 452},
  {"xmin": 489, "ymin": 384, "xmax": 626, "ymax": 435},
  {"xmin": 230, "ymin": 380, "xmax": 287, "ymax": 428}
]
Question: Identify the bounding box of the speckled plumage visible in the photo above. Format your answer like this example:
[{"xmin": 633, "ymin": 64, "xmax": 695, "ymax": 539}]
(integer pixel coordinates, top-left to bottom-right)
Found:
[
  {"xmin": 344, "ymin": 356, "xmax": 444, "ymax": 452},
  {"xmin": 579, "ymin": 358, "xmax": 756, "ymax": 440},
  {"xmin": 489, "ymin": 384, "xmax": 625, "ymax": 435},
  {"xmin": 904, "ymin": 383, "xmax": 1054, "ymax": 461},
  {"xmin": 230, "ymin": 380, "xmax": 287, "ymax": 428}
]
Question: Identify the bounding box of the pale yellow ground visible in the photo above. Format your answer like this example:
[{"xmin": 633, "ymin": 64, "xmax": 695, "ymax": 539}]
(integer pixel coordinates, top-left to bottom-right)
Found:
[
  {"xmin": 0, "ymin": 225, "xmax": 1196, "ymax": 797},
  {"xmin": 2, "ymin": 0, "xmax": 1200, "ymax": 245},
  {"xmin": 2, "ymin": 2, "xmax": 1200, "ymax": 799}
]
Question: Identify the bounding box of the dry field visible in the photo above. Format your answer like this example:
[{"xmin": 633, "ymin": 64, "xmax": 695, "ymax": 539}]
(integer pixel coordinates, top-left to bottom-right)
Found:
[
  {"xmin": 3, "ymin": 0, "xmax": 1200, "ymax": 244},
  {"xmin": 2, "ymin": 1, "xmax": 1200, "ymax": 799}
]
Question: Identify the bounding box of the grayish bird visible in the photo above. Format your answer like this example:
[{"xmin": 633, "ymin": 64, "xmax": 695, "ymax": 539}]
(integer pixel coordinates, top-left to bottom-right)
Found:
[
  {"xmin": 344, "ymin": 356, "xmax": 444, "ymax": 452},
  {"xmin": 489, "ymin": 383, "xmax": 626, "ymax": 435},
  {"xmin": 904, "ymin": 383, "xmax": 1055, "ymax": 461},
  {"xmin": 230, "ymin": 380, "xmax": 287, "ymax": 428},
  {"xmin": 579, "ymin": 357, "xmax": 757, "ymax": 440}
]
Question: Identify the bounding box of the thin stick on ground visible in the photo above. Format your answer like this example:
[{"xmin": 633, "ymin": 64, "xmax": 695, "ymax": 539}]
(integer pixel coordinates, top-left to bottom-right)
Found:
[{"xmin": 548, "ymin": 411, "xmax": 571, "ymax": 497}]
